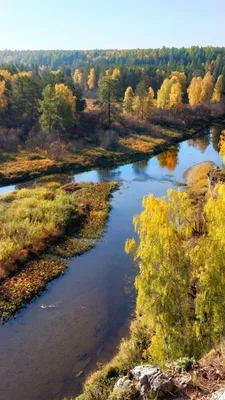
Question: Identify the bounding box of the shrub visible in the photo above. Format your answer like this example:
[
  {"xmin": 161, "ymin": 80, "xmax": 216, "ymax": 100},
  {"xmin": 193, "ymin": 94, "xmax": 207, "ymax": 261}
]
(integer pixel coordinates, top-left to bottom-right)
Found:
[{"xmin": 97, "ymin": 129, "xmax": 119, "ymax": 150}]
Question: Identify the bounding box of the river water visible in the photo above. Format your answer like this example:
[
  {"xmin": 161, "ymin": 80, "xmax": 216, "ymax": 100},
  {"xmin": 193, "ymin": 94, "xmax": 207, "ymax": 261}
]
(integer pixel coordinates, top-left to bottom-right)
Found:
[{"xmin": 0, "ymin": 126, "xmax": 224, "ymax": 400}]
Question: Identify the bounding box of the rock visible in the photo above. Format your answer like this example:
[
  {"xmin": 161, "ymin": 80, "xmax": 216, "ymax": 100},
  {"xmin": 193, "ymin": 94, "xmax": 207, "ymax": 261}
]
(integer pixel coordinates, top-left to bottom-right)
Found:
[
  {"xmin": 176, "ymin": 374, "xmax": 192, "ymax": 389},
  {"xmin": 115, "ymin": 376, "xmax": 133, "ymax": 389},
  {"xmin": 211, "ymin": 388, "xmax": 225, "ymax": 400},
  {"xmin": 113, "ymin": 365, "xmax": 174, "ymax": 399}
]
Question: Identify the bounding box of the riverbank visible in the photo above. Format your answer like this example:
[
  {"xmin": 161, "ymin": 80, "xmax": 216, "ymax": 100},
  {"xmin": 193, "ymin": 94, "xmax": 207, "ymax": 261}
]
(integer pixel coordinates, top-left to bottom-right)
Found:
[
  {"xmin": 0, "ymin": 181, "xmax": 119, "ymax": 321},
  {"xmin": 0, "ymin": 116, "xmax": 223, "ymax": 187},
  {"xmin": 76, "ymin": 163, "xmax": 225, "ymax": 400}
]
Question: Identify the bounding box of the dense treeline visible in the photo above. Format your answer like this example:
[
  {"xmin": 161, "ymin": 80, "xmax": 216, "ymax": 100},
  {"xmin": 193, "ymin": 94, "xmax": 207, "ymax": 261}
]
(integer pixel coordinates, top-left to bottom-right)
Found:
[
  {"xmin": 1, "ymin": 47, "xmax": 225, "ymax": 93},
  {"xmin": 0, "ymin": 56, "xmax": 224, "ymax": 155}
]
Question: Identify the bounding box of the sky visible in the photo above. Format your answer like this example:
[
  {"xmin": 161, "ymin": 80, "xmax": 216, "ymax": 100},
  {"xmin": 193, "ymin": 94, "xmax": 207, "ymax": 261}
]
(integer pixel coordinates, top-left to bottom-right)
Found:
[{"xmin": 1, "ymin": 0, "xmax": 225, "ymax": 50}]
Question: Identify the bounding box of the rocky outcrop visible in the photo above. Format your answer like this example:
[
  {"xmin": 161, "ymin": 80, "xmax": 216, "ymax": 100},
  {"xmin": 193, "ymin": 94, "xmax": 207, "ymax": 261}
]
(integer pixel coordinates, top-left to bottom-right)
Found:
[
  {"xmin": 211, "ymin": 388, "xmax": 225, "ymax": 400},
  {"xmin": 113, "ymin": 365, "xmax": 174, "ymax": 399}
]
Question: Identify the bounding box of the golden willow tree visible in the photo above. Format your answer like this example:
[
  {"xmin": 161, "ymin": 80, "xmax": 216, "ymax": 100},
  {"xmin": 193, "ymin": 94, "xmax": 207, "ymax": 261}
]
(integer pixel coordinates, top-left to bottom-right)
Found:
[
  {"xmin": 125, "ymin": 184, "xmax": 225, "ymax": 364},
  {"xmin": 87, "ymin": 68, "xmax": 96, "ymax": 90},
  {"xmin": 212, "ymin": 75, "xmax": 224, "ymax": 103}
]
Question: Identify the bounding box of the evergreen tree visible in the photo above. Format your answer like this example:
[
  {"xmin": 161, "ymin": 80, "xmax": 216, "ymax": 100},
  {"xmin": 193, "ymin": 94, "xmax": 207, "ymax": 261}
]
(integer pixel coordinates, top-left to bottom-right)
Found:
[
  {"xmin": 39, "ymin": 84, "xmax": 63, "ymax": 133},
  {"xmin": 97, "ymin": 76, "xmax": 119, "ymax": 126},
  {"xmin": 11, "ymin": 75, "xmax": 42, "ymax": 128}
]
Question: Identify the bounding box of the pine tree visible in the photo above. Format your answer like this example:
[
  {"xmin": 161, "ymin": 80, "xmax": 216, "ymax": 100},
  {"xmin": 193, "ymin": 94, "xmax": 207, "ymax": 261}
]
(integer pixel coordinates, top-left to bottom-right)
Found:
[
  {"xmin": 97, "ymin": 76, "xmax": 119, "ymax": 127},
  {"xmin": 39, "ymin": 84, "xmax": 63, "ymax": 133},
  {"xmin": 212, "ymin": 75, "xmax": 223, "ymax": 103}
]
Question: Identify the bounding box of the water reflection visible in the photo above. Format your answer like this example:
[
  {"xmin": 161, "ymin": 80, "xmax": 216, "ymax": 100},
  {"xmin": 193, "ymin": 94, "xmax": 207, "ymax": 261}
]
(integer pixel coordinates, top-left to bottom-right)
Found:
[
  {"xmin": 187, "ymin": 131, "xmax": 210, "ymax": 153},
  {"xmin": 97, "ymin": 168, "xmax": 122, "ymax": 182},
  {"xmin": 156, "ymin": 145, "xmax": 179, "ymax": 170},
  {"xmin": 132, "ymin": 160, "xmax": 154, "ymax": 181},
  {"xmin": 211, "ymin": 126, "xmax": 222, "ymax": 152}
]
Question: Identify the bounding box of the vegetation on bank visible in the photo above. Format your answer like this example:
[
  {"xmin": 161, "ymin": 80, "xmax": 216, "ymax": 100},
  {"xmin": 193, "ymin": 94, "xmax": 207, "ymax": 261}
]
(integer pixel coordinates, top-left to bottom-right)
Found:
[
  {"xmin": 0, "ymin": 181, "xmax": 119, "ymax": 320},
  {"xmin": 77, "ymin": 163, "xmax": 225, "ymax": 400},
  {"xmin": 0, "ymin": 53, "xmax": 224, "ymax": 188},
  {"xmin": 1, "ymin": 116, "xmax": 223, "ymax": 187}
]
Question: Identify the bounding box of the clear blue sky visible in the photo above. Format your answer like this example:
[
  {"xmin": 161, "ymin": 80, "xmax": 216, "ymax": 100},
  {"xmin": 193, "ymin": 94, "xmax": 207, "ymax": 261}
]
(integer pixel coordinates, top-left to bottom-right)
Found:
[{"xmin": 1, "ymin": 0, "xmax": 225, "ymax": 50}]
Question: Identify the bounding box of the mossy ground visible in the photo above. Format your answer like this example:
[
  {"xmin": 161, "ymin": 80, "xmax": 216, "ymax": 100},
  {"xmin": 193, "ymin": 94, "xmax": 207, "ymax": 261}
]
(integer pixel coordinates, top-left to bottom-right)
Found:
[{"xmin": 0, "ymin": 181, "xmax": 119, "ymax": 321}]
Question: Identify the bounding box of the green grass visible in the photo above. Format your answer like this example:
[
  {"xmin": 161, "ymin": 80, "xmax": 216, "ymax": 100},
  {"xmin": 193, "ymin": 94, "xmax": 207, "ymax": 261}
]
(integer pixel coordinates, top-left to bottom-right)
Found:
[{"xmin": 0, "ymin": 181, "xmax": 119, "ymax": 320}]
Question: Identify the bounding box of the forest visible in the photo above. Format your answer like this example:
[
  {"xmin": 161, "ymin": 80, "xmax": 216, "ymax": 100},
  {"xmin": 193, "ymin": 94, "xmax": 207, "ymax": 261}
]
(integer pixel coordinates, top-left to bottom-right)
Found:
[
  {"xmin": 0, "ymin": 49, "xmax": 224, "ymax": 153},
  {"xmin": 1, "ymin": 47, "xmax": 225, "ymax": 399}
]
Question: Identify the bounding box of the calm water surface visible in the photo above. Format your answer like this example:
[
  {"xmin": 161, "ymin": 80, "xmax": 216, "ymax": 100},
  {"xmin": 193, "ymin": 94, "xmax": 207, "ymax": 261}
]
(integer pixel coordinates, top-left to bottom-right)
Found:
[{"xmin": 0, "ymin": 126, "xmax": 223, "ymax": 400}]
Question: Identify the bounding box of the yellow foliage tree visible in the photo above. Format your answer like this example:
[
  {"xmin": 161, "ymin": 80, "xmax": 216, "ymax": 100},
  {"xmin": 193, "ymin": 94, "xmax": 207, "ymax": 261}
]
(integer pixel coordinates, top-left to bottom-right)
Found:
[
  {"xmin": 169, "ymin": 82, "xmax": 183, "ymax": 113},
  {"xmin": 55, "ymin": 83, "xmax": 76, "ymax": 119},
  {"xmin": 170, "ymin": 71, "xmax": 186, "ymax": 91},
  {"xmin": 123, "ymin": 86, "xmax": 134, "ymax": 113},
  {"xmin": 187, "ymin": 77, "xmax": 203, "ymax": 107},
  {"xmin": 73, "ymin": 69, "xmax": 84, "ymax": 88},
  {"xmin": 212, "ymin": 75, "xmax": 223, "ymax": 103},
  {"xmin": 88, "ymin": 68, "xmax": 96, "ymax": 90},
  {"xmin": 125, "ymin": 190, "xmax": 193, "ymax": 363},
  {"xmin": 126, "ymin": 183, "xmax": 225, "ymax": 363},
  {"xmin": 143, "ymin": 87, "xmax": 155, "ymax": 117},
  {"xmin": 200, "ymin": 71, "xmax": 214, "ymax": 103},
  {"xmin": 0, "ymin": 81, "xmax": 8, "ymax": 112},
  {"xmin": 112, "ymin": 68, "xmax": 121, "ymax": 79},
  {"xmin": 157, "ymin": 78, "xmax": 176, "ymax": 109},
  {"xmin": 0, "ymin": 70, "xmax": 11, "ymax": 81}
]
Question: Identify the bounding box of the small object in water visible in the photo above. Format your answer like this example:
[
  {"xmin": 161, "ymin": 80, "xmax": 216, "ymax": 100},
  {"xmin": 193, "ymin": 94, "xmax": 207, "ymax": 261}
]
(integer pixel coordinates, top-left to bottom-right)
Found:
[{"xmin": 41, "ymin": 303, "xmax": 60, "ymax": 309}]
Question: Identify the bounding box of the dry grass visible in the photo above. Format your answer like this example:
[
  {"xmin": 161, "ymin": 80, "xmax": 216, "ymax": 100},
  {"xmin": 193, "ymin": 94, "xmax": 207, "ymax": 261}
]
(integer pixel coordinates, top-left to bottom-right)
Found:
[
  {"xmin": 0, "ymin": 120, "xmax": 201, "ymax": 186},
  {"xmin": 0, "ymin": 181, "xmax": 119, "ymax": 320}
]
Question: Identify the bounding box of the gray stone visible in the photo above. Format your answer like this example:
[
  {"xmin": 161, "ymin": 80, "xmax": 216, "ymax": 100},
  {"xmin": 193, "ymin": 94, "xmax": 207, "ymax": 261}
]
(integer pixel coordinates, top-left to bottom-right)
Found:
[
  {"xmin": 211, "ymin": 388, "xmax": 225, "ymax": 400},
  {"xmin": 113, "ymin": 365, "xmax": 174, "ymax": 399}
]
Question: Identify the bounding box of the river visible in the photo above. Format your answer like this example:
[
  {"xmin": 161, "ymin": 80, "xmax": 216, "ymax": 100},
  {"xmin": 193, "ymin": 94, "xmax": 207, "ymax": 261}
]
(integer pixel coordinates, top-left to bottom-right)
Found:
[{"xmin": 0, "ymin": 126, "xmax": 223, "ymax": 400}]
